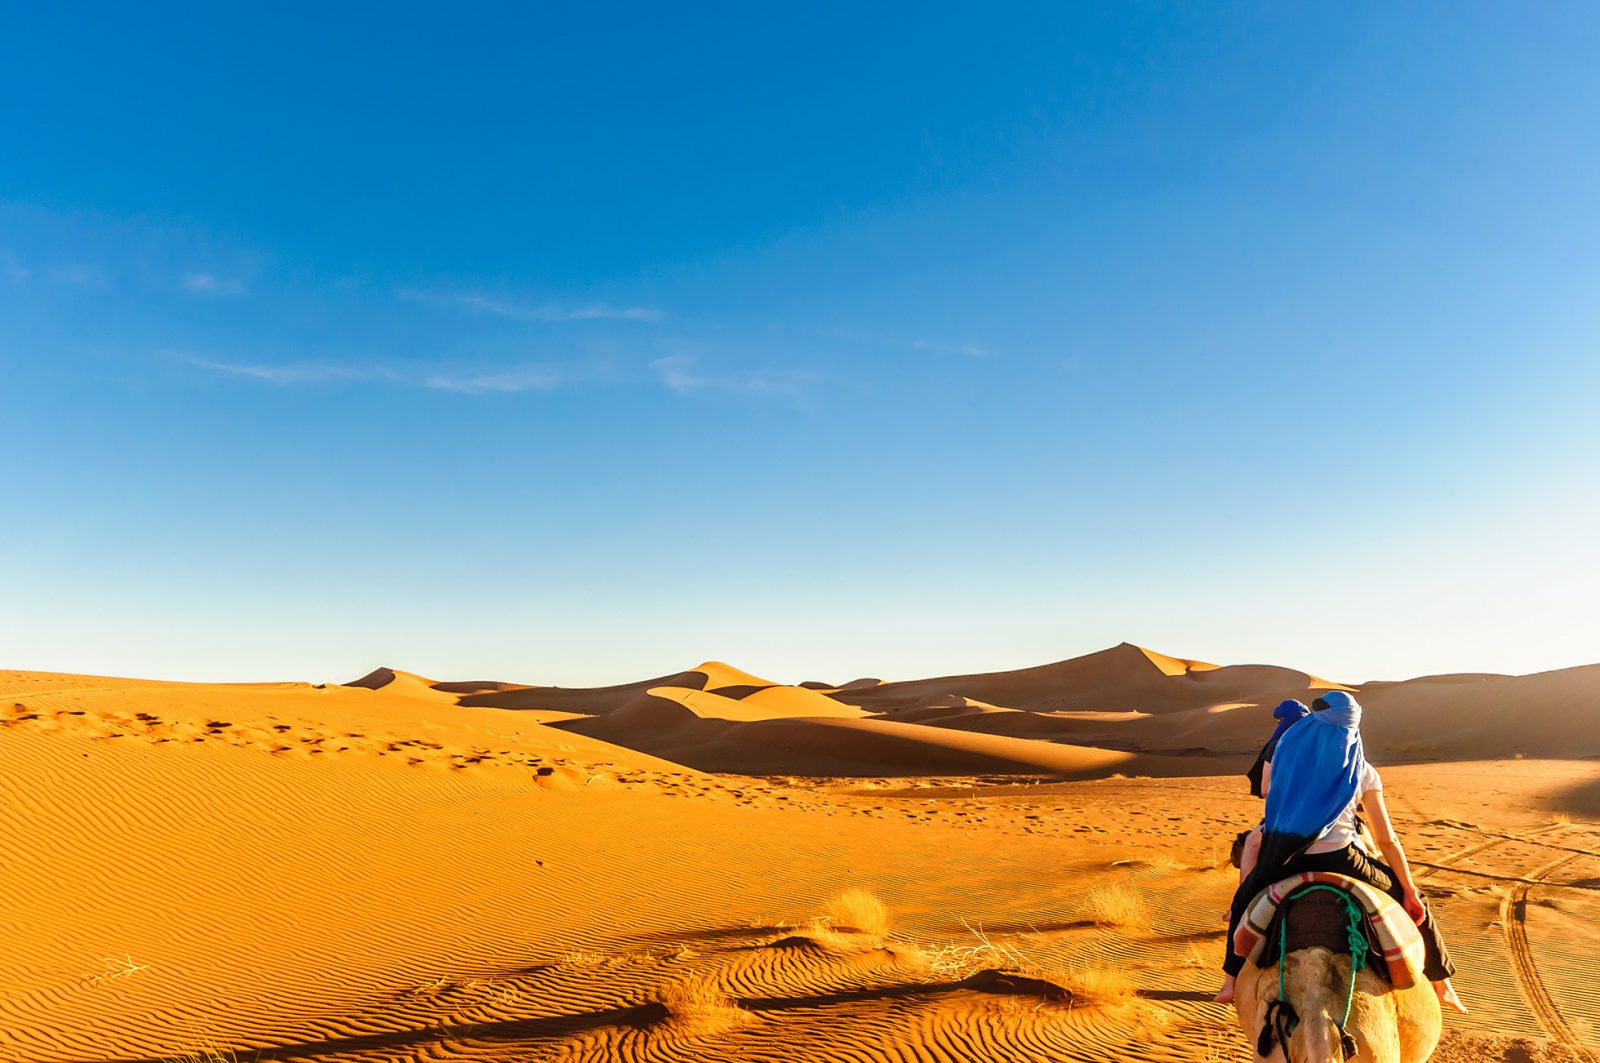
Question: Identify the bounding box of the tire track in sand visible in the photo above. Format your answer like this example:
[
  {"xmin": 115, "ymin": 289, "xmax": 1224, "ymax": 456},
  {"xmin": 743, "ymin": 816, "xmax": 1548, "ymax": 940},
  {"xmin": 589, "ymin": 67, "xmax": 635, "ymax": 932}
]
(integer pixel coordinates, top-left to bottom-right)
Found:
[
  {"xmin": 1501, "ymin": 851, "xmax": 1585, "ymax": 1049},
  {"xmin": 1414, "ymin": 822, "xmax": 1563, "ymax": 883}
]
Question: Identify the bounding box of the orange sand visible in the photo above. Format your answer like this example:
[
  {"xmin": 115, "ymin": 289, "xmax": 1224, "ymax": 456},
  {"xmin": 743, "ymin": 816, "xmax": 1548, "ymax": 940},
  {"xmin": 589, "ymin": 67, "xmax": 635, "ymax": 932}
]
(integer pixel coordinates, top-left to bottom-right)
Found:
[{"xmin": 3, "ymin": 647, "xmax": 1598, "ymax": 1062}]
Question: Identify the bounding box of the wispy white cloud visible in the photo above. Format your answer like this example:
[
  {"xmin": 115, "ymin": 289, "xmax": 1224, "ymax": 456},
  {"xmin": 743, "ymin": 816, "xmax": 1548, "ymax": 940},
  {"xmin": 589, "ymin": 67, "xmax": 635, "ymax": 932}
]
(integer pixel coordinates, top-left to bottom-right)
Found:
[
  {"xmin": 184, "ymin": 357, "xmax": 388, "ymax": 385},
  {"xmin": 399, "ymin": 288, "xmax": 664, "ymax": 322},
  {"xmin": 650, "ymin": 355, "xmax": 819, "ymax": 399},
  {"xmin": 910, "ymin": 338, "xmax": 997, "ymax": 358},
  {"xmin": 185, "ymin": 354, "xmax": 558, "ymax": 394},
  {"xmin": 186, "ymin": 351, "xmax": 813, "ymax": 402},
  {"xmin": 424, "ymin": 367, "xmax": 562, "ymax": 394},
  {"xmin": 181, "ymin": 272, "xmax": 244, "ymax": 295}
]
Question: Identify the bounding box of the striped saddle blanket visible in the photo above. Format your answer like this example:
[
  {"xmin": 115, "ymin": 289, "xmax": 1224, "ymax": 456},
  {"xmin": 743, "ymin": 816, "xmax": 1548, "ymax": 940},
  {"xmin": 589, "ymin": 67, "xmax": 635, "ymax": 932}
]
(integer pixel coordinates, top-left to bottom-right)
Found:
[{"xmin": 1233, "ymin": 871, "xmax": 1425, "ymax": 989}]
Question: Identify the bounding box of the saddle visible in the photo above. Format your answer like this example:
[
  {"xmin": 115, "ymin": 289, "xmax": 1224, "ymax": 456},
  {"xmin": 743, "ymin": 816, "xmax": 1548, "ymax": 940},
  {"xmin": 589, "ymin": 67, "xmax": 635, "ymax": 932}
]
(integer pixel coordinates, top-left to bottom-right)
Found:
[
  {"xmin": 1234, "ymin": 872, "xmax": 1425, "ymax": 989},
  {"xmin": 1258, "ymin": 887, "xmax": 1391, "ymax": 984}
]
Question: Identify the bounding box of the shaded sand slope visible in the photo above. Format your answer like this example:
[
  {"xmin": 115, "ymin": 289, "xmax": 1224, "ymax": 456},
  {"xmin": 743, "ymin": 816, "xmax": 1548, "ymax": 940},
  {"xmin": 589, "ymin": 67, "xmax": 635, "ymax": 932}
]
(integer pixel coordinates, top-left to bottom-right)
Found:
[
  {"xmin": 408, "ymin": 645, "xmax": 1352, "ymax": 777},
  {"xmin": 438, "ymin": 644, "xmax": 1338, "ymax": 720},
  {"xmin": 828, "ymin": 643, "xmax": 1341, "ymax": 715},
  {"xmin": 646, "ymin": 683, "xmax": 867, "ymax": 722},
  {"xmin": 1358, "ymin": 663, "xmax": 1600, "ymax": 760},
  {"xmin": 552, "ymin": 695, "xmax": 1207, "ymax": 777},
  {"xmin": 1095, "ymin": 662, "xmax": 1600, "ymax": 763},
  {"xmin": 5, "ymin": 665, "xmax": 1599, "ymax": 1063},
  {"xmin": 386, "ymin": 647, "xmax": 1600, "ymax": 779},
  {"xmin": 450, "ymin": 661, "xmax": 774, "ymax": 713},
  {"xmin": 345, "ymin": 666, "xmax": 465, "ymax": 703}
]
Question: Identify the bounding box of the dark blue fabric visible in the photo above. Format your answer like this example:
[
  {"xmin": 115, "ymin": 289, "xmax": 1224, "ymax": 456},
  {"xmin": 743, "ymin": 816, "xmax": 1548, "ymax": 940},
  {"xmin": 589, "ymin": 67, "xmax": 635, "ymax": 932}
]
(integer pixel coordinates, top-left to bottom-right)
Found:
[
  {"xmin": 1255, "ymin": 691, "xmax": 1366, "ymax": 876},
  {"xmin": 1270, "ymin": 698, "xmax": 1312, "ymax": 738},
  {"xmin": 1246, "ymin": 699, "xmax": 1310, "ymax": 797}
]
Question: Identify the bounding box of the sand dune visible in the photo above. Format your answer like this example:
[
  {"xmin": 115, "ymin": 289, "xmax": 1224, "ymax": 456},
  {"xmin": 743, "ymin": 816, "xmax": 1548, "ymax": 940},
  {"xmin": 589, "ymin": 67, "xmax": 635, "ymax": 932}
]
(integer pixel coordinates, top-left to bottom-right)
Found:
[
  {"xmin": 556, "ymin": 707, "xmax": 1159, "ymax": 776},
  {"xmin": 819, "ymin": 642, "xmax": 1341, "ymax": 716},
  {"xmin": 1358, "ymin": 663, "xmax": 1600, "ymax": 761},
  {"xmin": 5, "ymin": 653, "xmax": 1599, "ymax": 1063},
  {"xmin": 450, "ymin": 661, "xmax": 762, "ymax": 713},
  {"xmin": 644, "ymin": 683, "xmax": 867, "ymax": 722},
  {"xmin": 399, "ymin": 645, "xmax": 1600, "ymax": 777}
]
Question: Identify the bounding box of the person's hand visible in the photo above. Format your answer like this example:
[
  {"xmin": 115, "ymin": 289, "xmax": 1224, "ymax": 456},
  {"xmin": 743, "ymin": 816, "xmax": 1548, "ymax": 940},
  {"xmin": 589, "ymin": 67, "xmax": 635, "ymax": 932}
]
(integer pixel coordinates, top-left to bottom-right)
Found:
[{"xmin": 1402, "ymin": 889, "xmax": 1427, "ymax": 924}]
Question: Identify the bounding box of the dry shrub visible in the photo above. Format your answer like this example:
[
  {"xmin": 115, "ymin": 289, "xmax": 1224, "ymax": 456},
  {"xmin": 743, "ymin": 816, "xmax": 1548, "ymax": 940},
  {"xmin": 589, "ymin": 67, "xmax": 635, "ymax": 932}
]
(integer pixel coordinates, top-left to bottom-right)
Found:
[
  {"xmin": 1027, "ymin": 965, "xmax": 1171, "ymax": 1031},
  {"xmin": 656, "ymin": 975, "xmax": 749, "ymax": 1037},
  {"xmin": 823, "ymin": 887, "xmax": 891, "ymax": 937},
  {"xmin": 903, "ymin": 922, "xmax": 1169, "ymax": 1027},
  {"xmin": 1032, "ymin": 964, "xmax": 1138, "ymax": 1009},
  {"xmin": 87, "ymin": 954, "xmax": 151, "ymax": 985},
  {"xmin": 558, "ymin": 949, "xmax": 609, "ymax": 967},
  {"xmin": 161, "ymin": 1042, "xmax": 243, "ymax": 1063},
  {"xmin": 1086, "ymin": 884, "xmax": 1150, "ymax": 928},
  {"xmin": 912, "ymin": 921, "xmax": 1030, "ymax": 981}
]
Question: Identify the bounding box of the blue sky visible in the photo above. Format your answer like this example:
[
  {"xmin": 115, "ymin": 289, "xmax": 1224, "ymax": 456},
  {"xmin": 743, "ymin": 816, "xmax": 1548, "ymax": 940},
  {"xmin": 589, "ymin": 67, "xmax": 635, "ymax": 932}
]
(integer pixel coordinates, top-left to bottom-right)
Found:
[{"xmin": 3, "ymin": 3, "xmax": 1598, "ymax": 685}]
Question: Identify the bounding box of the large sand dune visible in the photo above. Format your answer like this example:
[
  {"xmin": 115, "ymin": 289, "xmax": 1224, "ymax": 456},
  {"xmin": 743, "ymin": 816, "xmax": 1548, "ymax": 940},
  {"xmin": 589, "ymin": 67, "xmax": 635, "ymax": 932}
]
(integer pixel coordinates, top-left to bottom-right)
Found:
[
  {"xmin": 430, "ymin": 644, "xmax": 1600, "ymax": 777},
  {"xmin": 3, "ymin": 650, "xmax": 1598, "ymax": 1063}
]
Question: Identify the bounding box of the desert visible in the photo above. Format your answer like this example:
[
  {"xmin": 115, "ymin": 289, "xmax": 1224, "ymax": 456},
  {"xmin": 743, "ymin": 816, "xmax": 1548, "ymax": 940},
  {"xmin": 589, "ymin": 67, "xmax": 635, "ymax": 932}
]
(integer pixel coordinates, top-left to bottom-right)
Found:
[
  {"xmin": 4, "ymin": 645, "xmax": 1597, "ymax": 1062},
  {"xmin": 8, "ymin": 6, "xmax": 1600, "ymax": 1062}
]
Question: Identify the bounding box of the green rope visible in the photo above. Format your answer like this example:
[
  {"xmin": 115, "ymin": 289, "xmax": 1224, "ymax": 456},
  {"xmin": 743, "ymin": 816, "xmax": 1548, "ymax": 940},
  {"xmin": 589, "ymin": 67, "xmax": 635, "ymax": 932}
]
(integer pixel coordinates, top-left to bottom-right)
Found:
[{"xmin": 1275, "ymin": 884, "xmax": 1370, "ymax": 1031}]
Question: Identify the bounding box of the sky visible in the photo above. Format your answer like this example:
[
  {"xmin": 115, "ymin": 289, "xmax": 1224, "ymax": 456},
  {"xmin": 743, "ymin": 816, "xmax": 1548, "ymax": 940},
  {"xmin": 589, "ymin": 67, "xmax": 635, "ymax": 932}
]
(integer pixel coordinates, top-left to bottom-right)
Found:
[{"xmin": 3, "ymin": 3, "xmax": 1598, "ymax": 687}]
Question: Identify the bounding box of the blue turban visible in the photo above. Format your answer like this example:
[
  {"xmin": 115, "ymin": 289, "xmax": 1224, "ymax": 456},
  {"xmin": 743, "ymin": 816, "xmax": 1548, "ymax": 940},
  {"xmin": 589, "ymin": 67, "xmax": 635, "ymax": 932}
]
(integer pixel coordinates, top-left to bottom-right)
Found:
[
  {"xmin": 1255, "ymin": 691, "xmax": 1367, "ymax": 875},
  {"xmin": 1245, "ymin": 699, "xmax": 1310, "ymax": 797}
]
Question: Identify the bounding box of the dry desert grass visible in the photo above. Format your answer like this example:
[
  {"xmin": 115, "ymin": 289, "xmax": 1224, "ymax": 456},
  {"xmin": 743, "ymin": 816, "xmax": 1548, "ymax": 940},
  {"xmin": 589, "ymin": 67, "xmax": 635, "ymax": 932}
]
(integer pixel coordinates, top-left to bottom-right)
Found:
[
  {"xmin": 655, "ymin": 974, "xmax": 751, "ymax": 1036},
  {"xmin": 1085, "ymin": 883, "xmax": 1151, "ymax": 928},
  {"xmin": 823, "ymin": 886, "xmax": 893, "ymax": 937}
]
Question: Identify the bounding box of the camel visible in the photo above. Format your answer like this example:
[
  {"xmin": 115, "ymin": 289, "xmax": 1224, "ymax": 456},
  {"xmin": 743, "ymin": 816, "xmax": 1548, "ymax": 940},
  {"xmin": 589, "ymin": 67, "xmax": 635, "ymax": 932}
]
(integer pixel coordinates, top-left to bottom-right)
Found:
[{"xmin": 1233, "ymin": 889, "xmax": 1442, "ymax": 1063}]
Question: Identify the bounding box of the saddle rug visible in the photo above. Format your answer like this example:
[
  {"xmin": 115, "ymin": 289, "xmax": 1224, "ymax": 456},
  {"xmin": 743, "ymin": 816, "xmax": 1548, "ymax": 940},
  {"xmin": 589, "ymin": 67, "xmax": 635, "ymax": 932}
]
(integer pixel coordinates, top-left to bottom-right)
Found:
[{"xmin": 1233, "ymin": 871, "xmax": 1426, "ymax": 989}]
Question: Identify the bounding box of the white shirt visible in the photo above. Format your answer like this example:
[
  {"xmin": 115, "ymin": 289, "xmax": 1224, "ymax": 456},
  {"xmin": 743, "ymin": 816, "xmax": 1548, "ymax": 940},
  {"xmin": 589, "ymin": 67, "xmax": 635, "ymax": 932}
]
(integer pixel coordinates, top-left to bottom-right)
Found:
[{"xmin": 1307, "ymin": 763, "xmax": 1382, "ymax": 854}]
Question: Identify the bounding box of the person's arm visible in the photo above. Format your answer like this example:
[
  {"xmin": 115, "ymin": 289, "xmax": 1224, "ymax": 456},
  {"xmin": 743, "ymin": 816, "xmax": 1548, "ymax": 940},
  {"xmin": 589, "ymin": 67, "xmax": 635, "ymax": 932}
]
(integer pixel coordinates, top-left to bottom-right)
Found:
[
  {"xmin": 1361, "ymin": 787, "xmax": 1427, "ymax": 923},
  {"xmin": 1239, "ymin": 825, "xmax": 1263, "ymax": 882},
  {"xmin": 1260, "ymin": 760, "xmax": 1272, "ymax": 801}
]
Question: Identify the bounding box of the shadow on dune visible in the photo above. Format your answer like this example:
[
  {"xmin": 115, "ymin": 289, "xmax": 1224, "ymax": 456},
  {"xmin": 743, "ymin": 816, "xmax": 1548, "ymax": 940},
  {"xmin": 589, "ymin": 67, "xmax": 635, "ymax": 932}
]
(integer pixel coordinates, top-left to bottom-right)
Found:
[
  {"xmin": 545, "ymin": 701, "xmax": 1233, "ymax": 779},
  {"xmin": 740, "ymin": 978, "xmax": 967, "ymax": 1011},
  {"xmin": 1554, "ymin": 773, "xmax": 1600, "ymax": 819},
  {"xmin": 99, "ymin": 1003, "xmax": 670, "ymax": 1063},
  {"xmin": 1138, "ymin": 988, "xmax": 1220, "ymax": 1002},
  {"xmin": 103, "ymin": 974, "xmax": 1085, "ymax": 1063},
  {"xmin": 458, "ymin": 669, "xmax": 714, "ymax": 711},
  {"xmin": 826, "ymin": 643, "xmax": 1325, "ymax": 716},
  {"xmin": 958, "ymin": 918, "xmax": 1097, "ymax": 935},
  {"xmin": 625, "ymin": 924, "xmax": 784, "ymax": 944}
]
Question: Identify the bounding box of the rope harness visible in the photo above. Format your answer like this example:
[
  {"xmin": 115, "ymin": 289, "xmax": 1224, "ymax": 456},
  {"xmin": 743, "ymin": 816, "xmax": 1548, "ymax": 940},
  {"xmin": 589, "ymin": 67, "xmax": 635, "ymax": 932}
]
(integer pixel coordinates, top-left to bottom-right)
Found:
[{"xmin": 1256, "ymin": 884, "xmax": 1369, "ymax": 1060}]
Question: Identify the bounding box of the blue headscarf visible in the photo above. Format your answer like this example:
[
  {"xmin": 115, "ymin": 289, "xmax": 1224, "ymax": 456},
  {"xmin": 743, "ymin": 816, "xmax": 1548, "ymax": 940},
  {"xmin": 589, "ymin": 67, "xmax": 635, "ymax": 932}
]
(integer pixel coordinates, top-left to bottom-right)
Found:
[
  {"xmin": 1255, "ymin": 691, "xmax": 1366, "ymax": 876},
  {"xmin": 1270, "ymin": 697, "xmax": 1313, "ymax": 739},
  {"xmin": 1246, "ymin": 699, "xmax": 1310, "ymax": 797}
]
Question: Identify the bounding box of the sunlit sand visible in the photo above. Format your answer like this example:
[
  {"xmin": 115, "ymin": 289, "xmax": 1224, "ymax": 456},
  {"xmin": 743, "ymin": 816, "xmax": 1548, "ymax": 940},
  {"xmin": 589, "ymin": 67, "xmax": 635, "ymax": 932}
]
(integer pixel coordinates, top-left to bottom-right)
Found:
[{"xmin": 3, "ymin": 647, "xmax": 1597, "ymax": 1062}]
